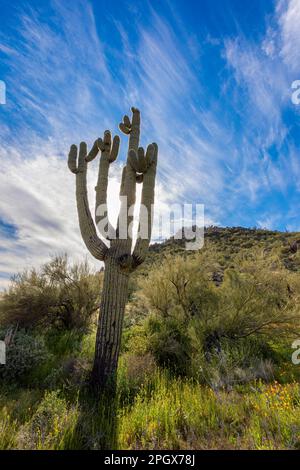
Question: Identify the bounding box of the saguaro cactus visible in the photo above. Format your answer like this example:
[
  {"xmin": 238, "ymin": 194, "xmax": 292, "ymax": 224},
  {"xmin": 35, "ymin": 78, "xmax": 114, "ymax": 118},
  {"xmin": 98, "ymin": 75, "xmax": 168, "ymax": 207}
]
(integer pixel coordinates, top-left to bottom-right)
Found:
[{"xmin": 68, "ymin": 108, "xmax": 158, "ymax": 391}]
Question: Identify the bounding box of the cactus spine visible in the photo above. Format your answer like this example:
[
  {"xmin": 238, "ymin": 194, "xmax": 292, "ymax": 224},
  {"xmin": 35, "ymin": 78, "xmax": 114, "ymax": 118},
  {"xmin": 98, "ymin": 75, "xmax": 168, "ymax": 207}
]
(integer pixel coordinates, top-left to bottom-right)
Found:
[{"xmin": 68, "ymin": 108, "xmax": 158, "ymax": 391}]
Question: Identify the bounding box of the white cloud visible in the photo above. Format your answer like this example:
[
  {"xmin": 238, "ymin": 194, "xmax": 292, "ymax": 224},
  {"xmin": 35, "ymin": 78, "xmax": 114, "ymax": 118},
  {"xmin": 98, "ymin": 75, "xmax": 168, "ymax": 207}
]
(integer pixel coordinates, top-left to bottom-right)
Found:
[
  {"xmin": 278, "ymin": 0, "xmax": 300, "ymax": 71},
  {"xmin": 221, "ymin": 0, "xmax": 300, "ymax": 207},
  {"xmin": 0, "ymin": 146, "xmax": 178, "ymax": 288},
  {"xmin": 257, "ymin": 216, "xmax": 278, "ymax": 230}
]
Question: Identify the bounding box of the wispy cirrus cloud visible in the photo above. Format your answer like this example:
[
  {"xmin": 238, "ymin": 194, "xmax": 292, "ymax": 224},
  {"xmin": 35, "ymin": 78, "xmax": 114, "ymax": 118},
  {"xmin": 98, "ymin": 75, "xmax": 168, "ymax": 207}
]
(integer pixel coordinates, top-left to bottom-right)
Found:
[
  {"xmin": 278, "ymin": 0, "xmax": 300, "ymax": 71},
  {"xmin": 0, "ymin": 0, "xmax": 225, "ymax": 289},
  {"xmin": 221, "ymin": 0, "xmax": 300, "ymax": 227}
]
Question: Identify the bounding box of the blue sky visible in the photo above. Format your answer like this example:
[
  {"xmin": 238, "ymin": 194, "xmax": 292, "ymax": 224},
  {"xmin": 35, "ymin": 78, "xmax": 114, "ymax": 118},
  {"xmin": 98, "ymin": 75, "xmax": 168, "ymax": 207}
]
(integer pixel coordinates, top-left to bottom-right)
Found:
[{"xmin": 0, "ymin": 0, "xmax": 300, "ymax": 287}]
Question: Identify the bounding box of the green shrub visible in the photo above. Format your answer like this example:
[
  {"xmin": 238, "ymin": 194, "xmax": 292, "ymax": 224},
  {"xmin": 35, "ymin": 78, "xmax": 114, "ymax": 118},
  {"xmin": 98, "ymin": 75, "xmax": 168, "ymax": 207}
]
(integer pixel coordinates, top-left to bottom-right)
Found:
[
  {"xmin": 138, "ymin": 250, "xmax": 300, "ymax": 379},
  {"xmin": 0, "ymin": 255, "xmax": 101, "ymax": 330},
  {"xmin": 193, "ymin": 337, "xmax": 275, "ymax": 389},
  {"xmin": 0, "ymin": 329, "xmax": 50, "ymax": 385},
  {"xmin": 118, "ymin": 352, "xmax": 156, "ymax": 405},
  {"xmin": 146, "ymin": 315, "xmax": 192, "ymax": 375}
]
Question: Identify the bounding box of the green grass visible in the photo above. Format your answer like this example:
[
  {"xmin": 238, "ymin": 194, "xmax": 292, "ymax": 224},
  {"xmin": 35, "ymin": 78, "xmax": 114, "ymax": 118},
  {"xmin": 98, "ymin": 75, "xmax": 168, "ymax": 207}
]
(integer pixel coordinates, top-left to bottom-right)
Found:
[
  {"xmin": 1, "ymin": 367, "xmax": 300, "ymax": 450},
  {"xmin": 118, "ymin": 373, "xmax": 300, "ymax": 449}
]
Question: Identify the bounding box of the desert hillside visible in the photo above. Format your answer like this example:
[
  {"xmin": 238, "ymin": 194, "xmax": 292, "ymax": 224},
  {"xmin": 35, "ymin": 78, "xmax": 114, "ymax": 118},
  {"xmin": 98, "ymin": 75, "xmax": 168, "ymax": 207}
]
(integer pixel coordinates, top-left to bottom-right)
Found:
[{"xmin": 1, "ymin": 227, "xmax": 300, "ymax": 449}]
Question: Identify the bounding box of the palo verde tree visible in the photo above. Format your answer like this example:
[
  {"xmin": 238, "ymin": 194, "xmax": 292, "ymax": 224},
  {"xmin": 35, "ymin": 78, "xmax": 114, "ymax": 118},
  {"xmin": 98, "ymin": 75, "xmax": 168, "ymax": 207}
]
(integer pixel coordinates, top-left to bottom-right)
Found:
[{"xmin": 68, "ymin": 107, "xmax": 158, "ymax": 391}]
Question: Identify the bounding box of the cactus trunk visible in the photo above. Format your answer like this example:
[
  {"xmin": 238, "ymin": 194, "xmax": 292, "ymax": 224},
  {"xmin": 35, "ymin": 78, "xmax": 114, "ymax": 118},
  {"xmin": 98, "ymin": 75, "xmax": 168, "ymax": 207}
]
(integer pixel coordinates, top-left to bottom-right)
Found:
[{"xmin": 91, "ymin": 245, "xmax": 129, "ymax": 390}]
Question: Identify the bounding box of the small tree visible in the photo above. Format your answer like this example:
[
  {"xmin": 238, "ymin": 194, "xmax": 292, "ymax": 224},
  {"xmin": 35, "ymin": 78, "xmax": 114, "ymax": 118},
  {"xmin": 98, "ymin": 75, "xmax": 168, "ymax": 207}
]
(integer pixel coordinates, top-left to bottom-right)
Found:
[
  {"xmin": 0, "ymin": 255, "xmax": 100, "ymax": 330},
  {"xmin": 68, "ymin": 108, "xmax": 158, "ymax": 392},
  {"xmin": 139, "ymin": 251, "xmax": 300, "ymax": 365}
]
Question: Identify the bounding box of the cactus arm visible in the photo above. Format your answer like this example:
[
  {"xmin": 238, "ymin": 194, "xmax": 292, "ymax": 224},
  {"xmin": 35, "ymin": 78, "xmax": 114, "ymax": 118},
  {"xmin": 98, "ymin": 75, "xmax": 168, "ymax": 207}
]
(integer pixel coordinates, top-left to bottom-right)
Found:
[
  {"xmin": 132, "ymin": 143, "xmax": 158, "ymax": 267},
  {"xmin": 92, "ymin": 131, "xmax": 120, "ymax": 240},
  {"xmin": 119, "ymin": 165, "xmax": 127, "ymax": 198},
  {"xmin": 118, "ymin": 108, "xmax": 141, "ymax": 243},
  {"xmin": 128, "ymin": 107, "xmax": 140, "ymax": 151},
  {"xmin": 68, "ymin": 142, "xmax": 108, "ymax": 261},
  {"xmin": 119, "ymin": 107, "xmax": 140, "ymax": 152}
]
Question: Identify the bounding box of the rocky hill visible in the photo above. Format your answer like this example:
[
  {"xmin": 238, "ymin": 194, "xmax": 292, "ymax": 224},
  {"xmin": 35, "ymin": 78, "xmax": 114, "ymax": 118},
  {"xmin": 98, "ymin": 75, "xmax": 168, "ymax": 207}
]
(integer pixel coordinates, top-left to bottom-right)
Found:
[{"xmin": 146, "ymin": 226, "xmax": 300, "ymax": 272}]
